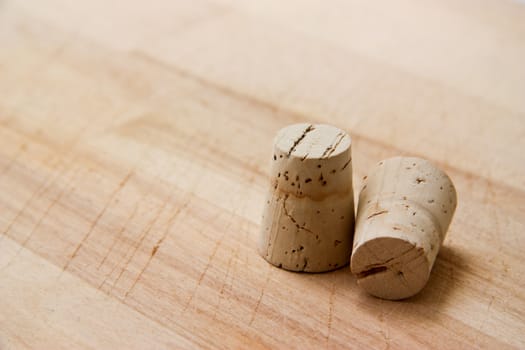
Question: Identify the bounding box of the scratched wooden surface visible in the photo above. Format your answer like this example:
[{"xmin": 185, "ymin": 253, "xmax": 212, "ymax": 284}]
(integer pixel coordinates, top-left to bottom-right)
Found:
[{"xmin": 1, "ymin": 0, "xmax": 524, "ymax": 348}]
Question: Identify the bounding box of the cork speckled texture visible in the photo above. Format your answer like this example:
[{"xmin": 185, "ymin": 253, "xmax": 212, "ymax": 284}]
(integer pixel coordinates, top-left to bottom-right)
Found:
[
  {"xmin": 351, "ymin": 157, "xmax": 457, "ymax": 299},
  {"xmin": 259, "ymin": 124, "xmax": 354, "ymax": 272}
]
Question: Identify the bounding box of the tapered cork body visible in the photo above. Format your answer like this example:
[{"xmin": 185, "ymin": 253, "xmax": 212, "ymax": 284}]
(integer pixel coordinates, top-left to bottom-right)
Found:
[
  {"xmin": 258, "ymin": 123, "xmax": 355, "ymax": 272},
  {"xmin": 351, "ymin": 157, "xmax": 457, "ymax": 299}
]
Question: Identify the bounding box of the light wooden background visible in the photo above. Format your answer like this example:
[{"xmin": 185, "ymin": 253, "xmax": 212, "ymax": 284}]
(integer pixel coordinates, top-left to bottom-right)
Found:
[{"xmin": 1, "ymin": 0, "xmax": 524, "ymax": 348}]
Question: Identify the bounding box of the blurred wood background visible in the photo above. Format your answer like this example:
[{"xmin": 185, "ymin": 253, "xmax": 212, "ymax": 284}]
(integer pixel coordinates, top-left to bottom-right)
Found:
[{"xmin": 1, "ymin": 0, "xmax": 524, "ymax": 348}]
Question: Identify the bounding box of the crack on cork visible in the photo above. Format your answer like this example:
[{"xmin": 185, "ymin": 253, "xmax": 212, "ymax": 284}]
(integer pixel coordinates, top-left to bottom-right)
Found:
[
  {"xmin": 287, "ymin": 124, "xmax": 315, "ymax": 157},
  {"xmin": 356, "ymin": 266, "xmax": 387, "ymax": 278},
  {"xmin": 397, "ymin": 270, "xmax": 410, "ymax": 288},
  {"xmin": 301, "ymin": 258, "xmax": 309, "ymax": 271},
  {"xmin": 341, "ymin": 158, "xmax": 351, "ymax": 170},
  {"xmin": 357, "ymin": 246, "xmax": 425, "ymax": 281},
  {"xmin": 367, "ymin": 210, "xmax": 389, "ymax": 220},
  {"xmin": 356, "ymin": 246, "xmax": 423, "ymax": 280},
  {"xmin": 386, "ymin": 246, "xmax": 421, "ymax": 266},
  {"xmin": 321, "ymin": 132, "xmax": 345, "ymax": 159},
  {"xmin": 282, "ymin": 194, "xmax": 316, "ymax": 236}
]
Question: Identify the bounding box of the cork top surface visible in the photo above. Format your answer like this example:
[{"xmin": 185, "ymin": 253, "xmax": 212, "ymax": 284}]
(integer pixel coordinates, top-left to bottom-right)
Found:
[{"xmin": 274, "ymin": 123, "xmax": 351, "ymax": 160}]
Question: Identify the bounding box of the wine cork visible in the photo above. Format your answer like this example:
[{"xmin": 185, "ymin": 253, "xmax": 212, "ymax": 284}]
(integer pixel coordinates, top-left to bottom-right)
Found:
[
  {"xmin": 350, "ymin": 157, "xmax": 457, "ymax": 299},
  {"xmin": 258, "ymin": 123, "xmax": 355, "ymax": 272}
]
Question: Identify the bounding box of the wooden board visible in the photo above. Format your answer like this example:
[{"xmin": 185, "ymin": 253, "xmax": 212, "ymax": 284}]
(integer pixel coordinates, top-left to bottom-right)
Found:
[{"xmin": 1, "ymin": 0, "xmax": 524, "ymax": 348}]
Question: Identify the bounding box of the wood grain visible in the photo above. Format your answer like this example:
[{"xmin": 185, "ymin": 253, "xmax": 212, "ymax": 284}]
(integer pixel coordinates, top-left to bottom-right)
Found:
[{"xmin": 1, "ymin": 0, "xmax": 524, "ymax": 348}]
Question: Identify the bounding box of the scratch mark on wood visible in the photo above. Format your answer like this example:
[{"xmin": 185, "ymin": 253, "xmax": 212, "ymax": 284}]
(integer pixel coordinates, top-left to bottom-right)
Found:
[
  {"xmin": 212, "ymin": 244, "xmax": 236, "ymax": 321},
  {"xmin": 249, "ymin": 266, "xmax": 271, "ymax": 326},
  {"xmin": 0, "ymin": 161, "xmax": 63, "ymax": 242},
  {"xmin": 485, "ymin": 180, "xmax": 502, "ymax": 252},
  {"xmin": 150, "ymin": 243, "xmax": 160, "ymax": 257},
  {"xmin": 1, "ymin": 117, "xmax": 86, "ymax": 247},
  {"xmin": 97, "ymin": 202, "xmax": 140, "ymax": 271},
  {"xmin": 478, "ymin": 296, "xmax": 496, "ymax": 334},
  {"xmin": 2, "ymin": 166, "xmax": 81, "ymax": 270},
  {"xmin": 23, "ymin": 167, "xmax": 80, "ymax": 245},
  {"xmin": 97, "ymin": 204, "xmax": 141, "ymax": 291},
  {"xmin": 380, "ymin": 329, "xmax": 391, "ymax": 350},
  {"xmin": 62, "ymin": 170, "xmax": 133, "ymax": 273},
  {"xmin": 183, "ymin": 212, "xmax": 225, "ymax": 313},
  {"xmin": 124, "ymin": 197, "xmax": 190, "ymax": 299},
  {"xmin": 111, "ymin": 188, "xmax": 172, "ymax": 295},
  {"xmin": 327, "ymin": 277, "xmax": 336, "ymax": 343},
  {"xmin": 213, "ymin": 216, "xmax": 240, "ymax": 320},
  {"xmin": 97, "ymin": 170, "xmax": 161, "ymax": 290}
]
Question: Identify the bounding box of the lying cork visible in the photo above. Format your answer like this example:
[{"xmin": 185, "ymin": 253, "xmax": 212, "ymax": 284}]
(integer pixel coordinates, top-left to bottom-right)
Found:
[
  {"xmin": 258, "ymin": 123, "xmax": 354, "ymax": 272},
  {"xmin": 351, "ymin": 157, "xmax": 457, "ymax": 299}
]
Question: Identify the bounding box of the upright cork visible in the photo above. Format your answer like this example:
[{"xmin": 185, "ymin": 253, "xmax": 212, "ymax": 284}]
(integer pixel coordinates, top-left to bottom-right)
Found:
[
  {"xmin": 258, "ymin": 123, "xmax": 354, "ymax": 272},
  {"xmin": 351, "ymin": 157, "xmax": 457, "ymax": 300}
]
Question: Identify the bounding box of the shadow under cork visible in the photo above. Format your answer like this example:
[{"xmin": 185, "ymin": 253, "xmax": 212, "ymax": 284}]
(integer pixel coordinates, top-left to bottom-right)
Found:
[
  {"xmin": 273, "ymin": 243, "xmax": 466, "ymax": 305},
  {"xmin": 283, "ymin": 243, "xmax": 465, "ymax": 297},
  {"xmin": 408, "ymin": 245, "xmax": 466, "ymax": 304},
  {"xmin": 266, "ymin": 242, "xmax": 467, "ymax": 324}
]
